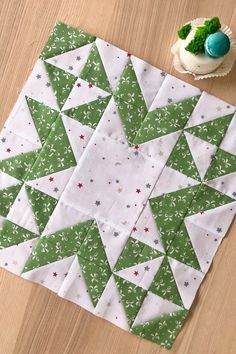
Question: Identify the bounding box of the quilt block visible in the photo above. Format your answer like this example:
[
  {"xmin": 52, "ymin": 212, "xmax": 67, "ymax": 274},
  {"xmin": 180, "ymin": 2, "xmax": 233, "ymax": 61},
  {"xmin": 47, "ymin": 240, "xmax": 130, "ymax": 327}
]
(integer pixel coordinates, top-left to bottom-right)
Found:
[{"xmin": 0, "ymin": 22, "xmax": 236, "ymax": 349}]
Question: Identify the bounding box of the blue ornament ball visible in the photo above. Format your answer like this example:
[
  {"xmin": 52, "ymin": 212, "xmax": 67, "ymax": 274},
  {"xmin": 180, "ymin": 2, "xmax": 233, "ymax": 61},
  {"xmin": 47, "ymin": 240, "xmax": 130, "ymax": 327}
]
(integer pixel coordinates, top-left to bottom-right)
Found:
[{"xmin": 204, "ymin": 32, "xmax": 230, "ymax": 58}]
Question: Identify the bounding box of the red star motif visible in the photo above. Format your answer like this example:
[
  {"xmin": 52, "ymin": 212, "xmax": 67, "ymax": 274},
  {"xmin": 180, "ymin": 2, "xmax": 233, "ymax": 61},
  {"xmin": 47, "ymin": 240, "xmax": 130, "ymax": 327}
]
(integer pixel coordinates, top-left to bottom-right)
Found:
[
  {"xmin": 53, "ymin": 272, "xmax": 58, "ymax": 277},
  {"xmin": 88, "ymin": 83, "xmax": 93, "ymax": 88},
  {"xmin": 77, "ymin": 83, "xmax": 82, "ymax": 88},
  {"xmin": 136, "ymin": 188, "xmax": 141, "ymax": 194},
  {"xmin": 134, "ymin": 271, "xmax": 139, "ymax": 276},
  {"xmin": 133, "ymin": 226, "xmax": 138, "ymax": 232},
  {"xmin": 77, "ymin": 182, "xmax": 83, "ymax": 188},
  {"xmin": 6, "ymin": 148, "xmax": 11, "ymax": 153},
  {"xmin": 49, "ymin": 176, "xmax": 54, "ymax": 182},
  {"xmin": 80, "ymin": 134, "xmax": 85, "ymax": 140},
  {"xmin": 200, "ymin": 211, "xmax": 204, "ymax": 214},
  {"xmin": 127, "ymin": 52, "xmax": 132, "ymax": 57},
  {"xmin": 134, "ymin": 145, "xmax": 139, "ymax": 150},
  {"xmin": 144, "ymin": 227, "xmax": 149, "ymax": 232}
]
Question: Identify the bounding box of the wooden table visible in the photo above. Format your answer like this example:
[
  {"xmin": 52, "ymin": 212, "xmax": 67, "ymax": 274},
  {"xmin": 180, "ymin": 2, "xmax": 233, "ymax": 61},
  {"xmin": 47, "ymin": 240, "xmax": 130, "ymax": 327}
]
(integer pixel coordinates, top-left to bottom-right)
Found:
[{"xmin": 0, "ymin": 0, "xmax": 236, "ymax": 353}]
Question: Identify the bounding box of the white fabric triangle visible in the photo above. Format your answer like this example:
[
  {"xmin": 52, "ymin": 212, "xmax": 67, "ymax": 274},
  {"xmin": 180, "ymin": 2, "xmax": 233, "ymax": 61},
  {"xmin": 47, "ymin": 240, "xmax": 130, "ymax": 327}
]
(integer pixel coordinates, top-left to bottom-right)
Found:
[
  {"xmin": 61, "ymin": 114, "xmax": 94, "ymax": 162},
  {"xmin": 94, "ymin": 275, "xmax": 130, "ymax": 330},
  {"xmin": 152, "ymin": 165, "xmax": 200, "ymax": 197},
  {"xmin": 5, "ymin": 96, "xmax": 42, "ymax": 146},
  {"xmin": 0, "ymin": 170, "xmax": 20, "ymax": 190},
  {"xmin": 26, "ymin": 166, "xmax": 75, "ymax": 199},
  {"xmin": 61, "ymin": 77, "xmax": 111, "ymax": 111},
  {"xmin": 131, "ymin": 56, "xmax": 165, "ymax": 109},
  {"xmin": 131, "ymin": 204, "xmax": 165, "ymax": 253},
  {"xmin": 150, "ymin": 74, "xmax": 201, "ymax": 110},
  {"xmin": 185, "ymin": 201, "xmax": 236, "ymax": 237},
  {"xmin": 168, "ymin": 257, "xmax": 204, "ymax": 309},
  {"xmin": 7, "ymin": 185, "xmax": 39, "ymax": 234},
  {"xmin": 138, "ymin": 130, "xmax": 181, "ymax": 165},
  {"xmin": 132, "ymin": 292, "xmax": 182, "ymax": 326},
  {"xmin": 95, "ymin": 38, "xmax": 129, "ymax": 91},
  {"xmin": 97, "ymin": 221, "xmax": 130, "ymax": 270},
  {"xmin": 115, "ymin": 256, "xmax": 164, "ymax": 290},
  {"xmin": 185, "ymin": 219, "xmax": 223, "ymax": 273},
  {"xmin": 0, "ymin": 237, "xmax": 38, "ymax": 275},
  {"xmin": 96, "ymin": 96, "xmax": 128, "ymax": 144},
  {"xmin": 22, "ymin": 255, "xmax": 76, "ymax": 293},
  {"xmin": 184, "ymin": 131, "xmax": 217, "ymax": 179},
  {"xmin": 0, "ymin": 128, "xmax": 40, "ymax": 160},
  {"xmin": 58, "ymin": 256, "xmax": 94, "ymax": 312},
  {"xmin": 220, "ymin": 114, "xmax": 236, "ymax": 156},
  {"xmin": 22, "ymin": 59, "xmax": 59, "ymax": 111},
  {"xmin": 42, "ymin": 200, "xmax": 92, "ymax": 236},
  {"xmin": 186, "ymin": 91, "xmax": 235, "ymax": 128},
  {"xmin": 45, "ymin": 43, "xmax": 93, "ymax": 76},
  {"xmin": 206, "ymin": 172, "xmax": 236, "ymax": 199}
]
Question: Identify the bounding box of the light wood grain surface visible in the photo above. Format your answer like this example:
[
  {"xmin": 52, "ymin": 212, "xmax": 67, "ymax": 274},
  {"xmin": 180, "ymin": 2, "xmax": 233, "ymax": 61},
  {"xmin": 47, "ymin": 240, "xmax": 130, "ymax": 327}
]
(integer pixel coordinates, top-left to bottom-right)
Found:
[{"xmin": 0, "ymin": 0, "xmax": 236, "ymax": 353}]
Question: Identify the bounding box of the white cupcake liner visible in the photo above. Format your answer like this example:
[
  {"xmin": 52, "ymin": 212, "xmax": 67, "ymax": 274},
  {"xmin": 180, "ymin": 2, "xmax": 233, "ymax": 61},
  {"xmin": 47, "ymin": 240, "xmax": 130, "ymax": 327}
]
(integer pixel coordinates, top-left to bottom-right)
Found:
[{"xmin": 171, "ymin": 18, "xmax": 236, "ymax": 80}]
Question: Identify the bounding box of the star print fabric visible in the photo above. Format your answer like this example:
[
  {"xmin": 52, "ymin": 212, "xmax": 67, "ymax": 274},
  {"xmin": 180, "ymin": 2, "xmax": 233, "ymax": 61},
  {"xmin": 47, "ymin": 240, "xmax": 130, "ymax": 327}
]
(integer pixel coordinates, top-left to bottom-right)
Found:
[{"xmin": 0, "ymin": 22, "xmax": 236, "ymax": 349}]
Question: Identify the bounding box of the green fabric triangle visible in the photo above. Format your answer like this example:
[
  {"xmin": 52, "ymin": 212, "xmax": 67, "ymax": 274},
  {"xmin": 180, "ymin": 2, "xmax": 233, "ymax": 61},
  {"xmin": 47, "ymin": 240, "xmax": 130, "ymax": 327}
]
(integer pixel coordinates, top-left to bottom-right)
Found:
[
  {"xmin": 26, "ymin": 116, "xmax": 76, "ymax": 180},
  {"xmin": 78, "ymin": 221, "xmax": 110, "ymax": 269},
  {"xmin": 149, "ymin": 257, "xmax": 183, "ymax": 306},
  {"xmin": 185, "ymin": 114, "xmax": 234, "ymax": 146},
  {"xmin": 149, "ymin": 185, "xmax": 200, "ymax": 251},
  {"xmin": 0, "ymin": 183, "xmax": 22, "ymax": 217},
  {"xmin": 0, "ymin": 220, "xmax": 38, "ymax": 249},
  {"xmin": 134, "ymin": 95, "xmax": 200, "ymax": 144},
  {"xmin": 131, "ymin": 309, "xmax": 188, "ymax": 349},
  {"xmin": 44, "ymin": 62, "xmax": 77, "ymax": 109},
  {"xmin": 23, "ymin": 220, "xmax": 92, "ymax": 272},
  {"xmin": 26, "ymin": 97, "xmax": 60, "ymax": 144},
  {"xmin": 40, "ymin": 22, "xmax": 96, "ymax": 60},
  {"xmin": 167, "ymin": 223, "xmax": 201, "ymax": 270},
  {"xmin": 25, "ymin": 185, "xmax": 57, "ymax": 233},
  {"xmin": 187, "ymin": 184, "xmax": 235, "ymax": 216},
  {"xmin": 113, "ymin": 60, "xmax": 147, "ymax": 145},
  {"xmin": 63, "ymin": 96, "xmax": 111, "ymax": 129},
  {"xmin": 79, "ymin": 255, "xmax": 111, "ymax": 307},
  {"xmin": 0, "ymin": 150, "xmax": 39, "ymax": 181},
  {"xmin": 204, "ymin": 148, "xmax": 236, "ymax": 180},
  {"xmin": 167, "ymin": 133, "xmax": 201, "ymax": 181},
  {"xmin": 114, "ymin": 237, "xmax": 163, "ymax": 272},
  {"xmin": 79, "ymin": 43, "xmax": 112, "ymax": 93},
  {"xmin": 114, "ymin": 274, "xmax": 147, "ymax": 326}
]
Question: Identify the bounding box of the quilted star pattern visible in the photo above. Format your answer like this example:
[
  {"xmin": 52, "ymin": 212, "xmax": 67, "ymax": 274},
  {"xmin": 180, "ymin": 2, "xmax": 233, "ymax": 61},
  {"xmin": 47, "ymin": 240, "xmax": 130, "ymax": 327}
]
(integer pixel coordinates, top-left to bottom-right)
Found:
[{"xmin": 0, "ymin": 22, "xmax": 235, "ymax": 350}]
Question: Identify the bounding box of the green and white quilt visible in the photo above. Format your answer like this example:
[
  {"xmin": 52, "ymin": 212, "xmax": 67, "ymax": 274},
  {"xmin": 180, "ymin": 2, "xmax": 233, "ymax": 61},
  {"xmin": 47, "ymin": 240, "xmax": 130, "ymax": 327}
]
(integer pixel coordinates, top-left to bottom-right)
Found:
[{"xmin": 0, "ymin": 22, "xmax": 236, "ymax": 349}]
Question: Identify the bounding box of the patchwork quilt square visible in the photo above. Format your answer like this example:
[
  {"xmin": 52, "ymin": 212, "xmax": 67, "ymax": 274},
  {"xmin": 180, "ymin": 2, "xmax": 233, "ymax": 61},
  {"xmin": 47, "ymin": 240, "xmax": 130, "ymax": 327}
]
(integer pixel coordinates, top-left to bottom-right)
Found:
[{"xmin": 0, "ymin": 22, "xmax": 235, "ymax": 349}]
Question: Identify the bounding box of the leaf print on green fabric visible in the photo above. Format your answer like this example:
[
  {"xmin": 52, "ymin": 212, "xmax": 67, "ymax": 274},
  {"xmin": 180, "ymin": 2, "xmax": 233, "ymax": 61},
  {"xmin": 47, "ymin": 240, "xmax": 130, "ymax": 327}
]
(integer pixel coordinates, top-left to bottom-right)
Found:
[
  {"xmin": 23, "ymin": 220, "xmax": 92, "ymax": 272},
  {"xmin": 63, "ymin": 96, "xmax": 111, "ymax": 129},
  {"xmin": 26, "ymin": 97, "xmax": 60, "ymax": 145},
  {"xmin": 204, "ymin": 148, "xmax": 236, "ymax": 180},
  {"xmin": 167, "ymin": 133, "xmax": 201, "ymax": 181},
  {"xmin": 0, "ymin": 183, "xmax": 22, "ymax": 217},
  {"xmin": 114, "ymin": 274, "xmax": 147, "ymax": 326},
  {"xmin": 44, "ymin": 62, "xmax": 77, "ymax": 109},
  {"xmin": 40, "ymin": 22, "xmax": 96, "ymax": 60},
  {"xmin": 114, "ymin": 237, "xmax": 163, "ymax": 272},
  {"xmin": 167, "ymin": 223, "xmax": 201, "ymax": 271},
  {"xmin": 149, "ymin": 257, "xmax": 183, "ymax": 307},
  {"xmin": 0, "ymin": 150, "xmax": 39, "ymax": 181},
  {"xmin": 149, "ymin": 185, "xmax": 200, "ymax": 251},
  {"xmin": 134, "ymin": 96, "xmax": 200, "ymax": 144},
  {"xmin": 25, "ymin": 185, "xmax": 57, "ymax": 234},
  {"xmin": 80, "ymin": 43, "xmax": 112, "ymax": 93},
  {"xmin": 131, "ymin": 309, "xmax": 188, "ymax": 349},
  {"xmin": 0, "ymin": 220, "xmax": 38, "ymax": 249},
  {"xmin": 26, "ymin": 116, "xmax": 76, "ymax": 180},
  {"xmin": 79, "ymin": 255, "xmax": 111, "ymax": 307},
  {"xmin": 185, "ymin": 114, "xmax": 234, "ymax": 147}
]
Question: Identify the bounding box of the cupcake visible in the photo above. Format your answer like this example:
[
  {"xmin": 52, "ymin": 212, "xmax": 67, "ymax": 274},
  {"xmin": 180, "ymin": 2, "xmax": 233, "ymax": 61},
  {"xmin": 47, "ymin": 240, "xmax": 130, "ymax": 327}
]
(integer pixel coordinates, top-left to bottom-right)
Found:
[{"xmin": 172, "ymin": 17, "xmax": 236, "ymax": 79}]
